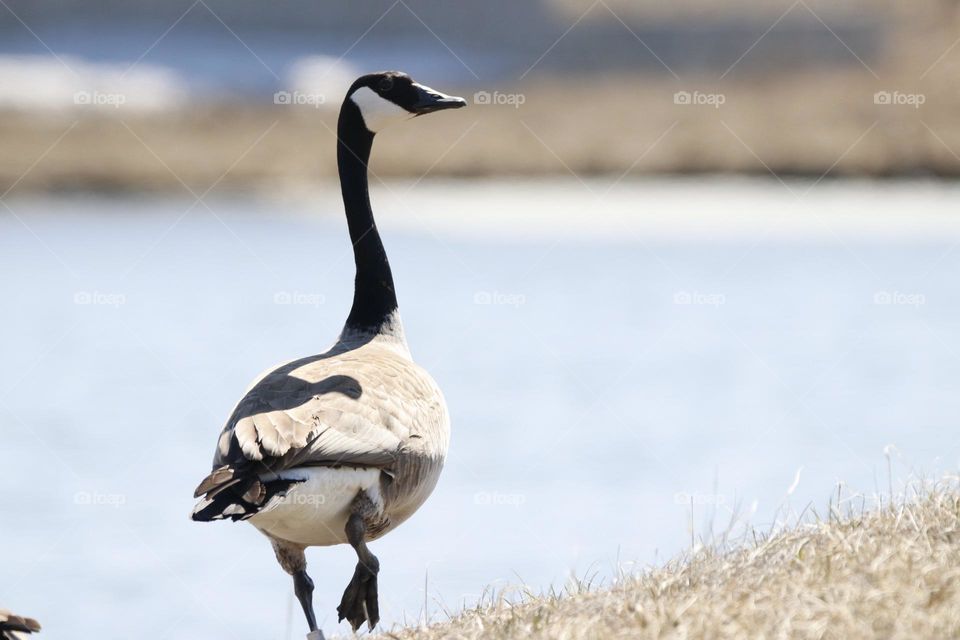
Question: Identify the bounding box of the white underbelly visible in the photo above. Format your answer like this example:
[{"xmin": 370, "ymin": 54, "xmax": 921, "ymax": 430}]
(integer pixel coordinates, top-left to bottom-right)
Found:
[{"xmin": 248, "ymin": 467, "xmax": 381, "ymax": 547}]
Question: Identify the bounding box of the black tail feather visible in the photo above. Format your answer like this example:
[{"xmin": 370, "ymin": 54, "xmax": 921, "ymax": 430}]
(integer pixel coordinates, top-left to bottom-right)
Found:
[
  {"xmin": 191, "ymin": 472, "xmax": 301, "ymax": 522},
  {"xmin": 0, "ymin": 613, "xmax": 41, "ymax": 637}
]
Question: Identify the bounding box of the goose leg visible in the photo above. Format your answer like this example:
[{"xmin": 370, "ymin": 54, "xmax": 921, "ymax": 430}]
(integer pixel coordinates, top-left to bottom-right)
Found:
[
  {"xmin": 337, "ymin": 511, "xmax": 380, "ymax": 631},
  {"xmin": 294, "ymin": 569, "xmax": 319, "ymax": 633},
  {"xmin": 271, "ymin": 539, "xmax": 319, "ymax": 634}
]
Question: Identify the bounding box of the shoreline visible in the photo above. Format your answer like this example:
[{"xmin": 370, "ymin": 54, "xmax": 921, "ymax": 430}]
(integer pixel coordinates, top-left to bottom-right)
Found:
[
  {"xmin": 6, "ymin": 177, "xmax": 960, "ymax": 243},
  {"xmin": 4, "ymin": 69, "xmax": 960, "ymax": 193}
]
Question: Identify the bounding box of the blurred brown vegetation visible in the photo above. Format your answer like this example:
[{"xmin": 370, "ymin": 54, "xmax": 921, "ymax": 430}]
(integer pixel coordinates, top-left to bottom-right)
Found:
[{"xmin": 3, "ymin": 1, "xmax": 960, "ymax": 192}]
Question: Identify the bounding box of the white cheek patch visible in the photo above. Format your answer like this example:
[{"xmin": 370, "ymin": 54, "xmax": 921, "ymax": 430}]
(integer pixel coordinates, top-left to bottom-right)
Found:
[{"xmin": 350, "ymin": 87, "xmax": 411, "ymax": 133}]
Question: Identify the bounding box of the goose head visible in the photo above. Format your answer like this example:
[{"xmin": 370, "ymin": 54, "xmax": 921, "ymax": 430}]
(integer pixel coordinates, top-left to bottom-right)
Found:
[{"xmin": 345, "ymin": 71, "xmax": 466, "ymax": 134}]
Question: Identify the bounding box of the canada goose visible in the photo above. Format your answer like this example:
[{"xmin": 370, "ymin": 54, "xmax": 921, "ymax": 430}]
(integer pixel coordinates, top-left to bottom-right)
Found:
[
  {"xmin": 0, "ymin": 611, "xmax": 40, "ymax": 640},
  {"xmin": 191, "ymin": 71, "xmax": 464, "ymax": 636}
]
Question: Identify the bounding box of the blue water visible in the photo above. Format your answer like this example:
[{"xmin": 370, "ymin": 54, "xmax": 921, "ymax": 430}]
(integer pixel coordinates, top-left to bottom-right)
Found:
[{"xmin": 1, "ymin": 180, "xmax": 959, "ymax": 638}]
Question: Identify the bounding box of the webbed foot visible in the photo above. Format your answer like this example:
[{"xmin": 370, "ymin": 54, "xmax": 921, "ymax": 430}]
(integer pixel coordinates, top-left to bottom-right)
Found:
[{"xmin": 337, "ymin": 557, "xmax": 380, "ymax": 631}]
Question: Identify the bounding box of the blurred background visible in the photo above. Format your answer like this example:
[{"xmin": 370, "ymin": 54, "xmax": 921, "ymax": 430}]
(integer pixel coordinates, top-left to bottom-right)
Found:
[{"xmin": 2, "ymin": 1, "xmax": 960, "ymax": 638}]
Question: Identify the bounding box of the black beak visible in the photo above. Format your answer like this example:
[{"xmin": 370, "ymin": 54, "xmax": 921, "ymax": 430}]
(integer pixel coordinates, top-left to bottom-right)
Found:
[{"xmin": 410, "ymin": 83, "xmax": 467, "ymax": 115}]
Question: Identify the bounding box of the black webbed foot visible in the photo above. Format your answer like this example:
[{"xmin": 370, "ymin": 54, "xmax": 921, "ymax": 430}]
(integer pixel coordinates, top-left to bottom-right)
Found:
[{"xmin": 337, "ymin": 556, "xmax": 380, "ymax": 631}]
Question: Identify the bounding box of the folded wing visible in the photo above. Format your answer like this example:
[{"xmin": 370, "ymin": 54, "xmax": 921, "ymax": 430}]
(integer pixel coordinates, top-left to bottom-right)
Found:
[{"xmin": 192, "ymin": 351, "xmax": 415, "ymax": 521}]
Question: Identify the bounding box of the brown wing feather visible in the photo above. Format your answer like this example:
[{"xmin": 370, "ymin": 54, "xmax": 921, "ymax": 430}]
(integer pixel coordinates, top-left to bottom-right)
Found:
[
  {"xmin": 195, "ymin": 346, "xmax": 428, "ymax": 499},
  {"xmin": 192, "ymin": 339, "xmax": 448, "ymax": 525},
  {"xmin": 0, "ymin": 610, "xmax": 41, "ymax": 635}
]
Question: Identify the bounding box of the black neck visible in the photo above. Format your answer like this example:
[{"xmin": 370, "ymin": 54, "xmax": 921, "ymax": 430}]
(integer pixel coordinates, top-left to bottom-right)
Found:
[{"xmin": 337, "ymin": 98, "xmax": 399, "ymax": 333}]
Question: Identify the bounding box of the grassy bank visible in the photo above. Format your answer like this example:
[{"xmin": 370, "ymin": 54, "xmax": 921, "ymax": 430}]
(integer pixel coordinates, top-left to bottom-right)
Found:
[
  {"xmin": 379, "ymin": 484, "xmax": 960, "ymax": 639},
  {"xmin": 5, "ymin": 66, "xmax": 960, "ymax": 194}
]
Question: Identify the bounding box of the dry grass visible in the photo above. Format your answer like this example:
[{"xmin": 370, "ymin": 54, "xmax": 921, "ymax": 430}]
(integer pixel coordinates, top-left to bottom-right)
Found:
[
  {"xmin": 5, "ymin": 62, "xmax": 960, "ymax": 193},
  {"xmin": 377, "ymin": 482, "xmax": 960, "ymax": 640}
]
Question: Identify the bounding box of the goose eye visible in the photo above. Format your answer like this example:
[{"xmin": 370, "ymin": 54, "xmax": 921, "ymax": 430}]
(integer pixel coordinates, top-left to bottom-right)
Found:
[{"xmin": 377, "ymin": 78, "xmax": 394, "ymax": 93}]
